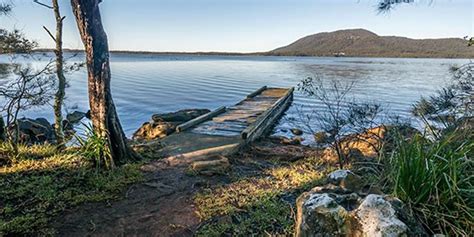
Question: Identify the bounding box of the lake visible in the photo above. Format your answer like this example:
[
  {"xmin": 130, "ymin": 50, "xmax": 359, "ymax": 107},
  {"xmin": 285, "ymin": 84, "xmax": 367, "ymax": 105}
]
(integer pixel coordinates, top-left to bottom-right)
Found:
[{"xmin": 0, "ymin": 53, "xmax": 469, "ymax": 144}]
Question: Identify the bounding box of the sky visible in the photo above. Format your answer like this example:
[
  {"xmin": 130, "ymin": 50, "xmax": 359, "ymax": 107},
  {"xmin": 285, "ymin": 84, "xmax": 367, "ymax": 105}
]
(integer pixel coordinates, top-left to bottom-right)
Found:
[{"xmin": 1, "ymin": 0, "xmax": 473, "ymax": 53}]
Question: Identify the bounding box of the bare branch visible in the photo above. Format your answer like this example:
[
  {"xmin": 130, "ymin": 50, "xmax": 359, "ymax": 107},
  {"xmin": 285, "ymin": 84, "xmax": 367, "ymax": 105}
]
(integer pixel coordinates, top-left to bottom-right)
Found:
[
  {"xmin": 42, "ymin": 26, "xmax": 56, "ymax": 42},
  {"xmin": 33, "ymin": 0, "xmax": 53, "ymax": 9}
]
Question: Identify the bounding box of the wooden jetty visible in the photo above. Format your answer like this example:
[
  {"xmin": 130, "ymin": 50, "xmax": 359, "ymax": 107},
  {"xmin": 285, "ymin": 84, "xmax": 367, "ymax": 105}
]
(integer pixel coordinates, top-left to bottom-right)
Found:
[{"xmin": 159, "ymin": 86, "xmax": 294, "ymax": 164}]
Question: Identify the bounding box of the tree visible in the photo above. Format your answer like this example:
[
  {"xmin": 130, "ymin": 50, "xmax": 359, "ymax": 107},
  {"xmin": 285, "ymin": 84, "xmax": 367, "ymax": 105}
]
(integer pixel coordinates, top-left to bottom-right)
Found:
[
  {"xmin": 70, "ymin": 0, "xmax": 137, "ymax": 167},
  {"xmin": 298, "ymin": 77, "xmax": 382, "ymax": 168},
  {"xmin": 0, "ymin": 61, "xmax": 56, "ymax": 150},
  {"xmin": 0, "ymin": 2, "xmax": 39, "ymax": 144},
  {"xmin": 34, "ymin": 0, "xmax": 68, "ymax": 147}
]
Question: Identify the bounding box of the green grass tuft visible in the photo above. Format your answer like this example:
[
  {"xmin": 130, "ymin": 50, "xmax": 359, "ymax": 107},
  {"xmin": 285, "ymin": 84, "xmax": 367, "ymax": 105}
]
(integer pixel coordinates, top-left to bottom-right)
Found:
[{"xmin": 387, "ymin": 131, "xmax": 473, "ymax": 236}]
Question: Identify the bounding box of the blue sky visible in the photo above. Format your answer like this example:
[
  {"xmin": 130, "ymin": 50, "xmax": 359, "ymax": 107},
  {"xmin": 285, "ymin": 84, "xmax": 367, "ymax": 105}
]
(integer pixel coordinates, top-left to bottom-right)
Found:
[{"xmin": 1, "ymin": 0, "xmax": 473, "ymax": 52}]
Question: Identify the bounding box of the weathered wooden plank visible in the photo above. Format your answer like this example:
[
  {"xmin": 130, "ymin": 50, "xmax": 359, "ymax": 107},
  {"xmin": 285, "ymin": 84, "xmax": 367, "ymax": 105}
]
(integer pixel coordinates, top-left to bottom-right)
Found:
[
  {"xmin": 241, "ymin": 87, "xmax": 294, "ymax": 141},
  {"xmin": 176, "ymin": 106, "xmax": 227, "ymax": 132},
  {"xmin": 247, "ymin": 86, "xmax": 267, "ymax": 98},
  {"xmin": 192, "ymin": 128, "xmax": 242, "ymax": 137},
  {"xmin": 213, "ymin": 113, "xmax": 260, "ymax": 122},
  {"xmin": 194, "ymin": 122, "xmax": 247, "ymax": 131}
]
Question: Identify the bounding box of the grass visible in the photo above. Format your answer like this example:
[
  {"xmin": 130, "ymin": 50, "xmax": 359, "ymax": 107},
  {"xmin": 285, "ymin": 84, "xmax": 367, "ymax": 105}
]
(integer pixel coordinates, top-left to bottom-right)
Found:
[
  {"xmin": 386, "ymin": 130, "xmax": 473, "ymax": 236},
  {"xmin": 76, "ymin": 123, "xmax": 114, "ymax": 169},
  {"xmin": 194, "ymin": 155, "xmax": 335, "ymax": 236},
  {"xmin": 0, "ymin": 143, "xmax": 145, "ymax": 236}
]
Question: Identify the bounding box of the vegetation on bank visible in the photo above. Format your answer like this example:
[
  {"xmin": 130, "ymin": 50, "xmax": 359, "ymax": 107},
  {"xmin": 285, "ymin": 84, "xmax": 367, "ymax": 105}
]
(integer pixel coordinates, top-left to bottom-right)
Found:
[
  {"xmin": 385, "ymin": 130, "xmax": 473, "ymax": 236},
  {"xmin": 191, "ymin": 125, "xmax": 473, "ymax": 236},
  {"xmin": 0, "ymin": 143, "xmax": 144, "ymax": 235},
  {"xmin": 195, "ymin": 154, "xmax": 336, "ymax": 236}
]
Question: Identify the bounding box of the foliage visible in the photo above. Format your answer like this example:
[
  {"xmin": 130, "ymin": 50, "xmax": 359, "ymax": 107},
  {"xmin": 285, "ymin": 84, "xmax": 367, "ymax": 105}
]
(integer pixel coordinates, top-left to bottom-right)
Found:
[
  {"xmin": 378, "ymin": 0, "xmax": 415, "ymax": 12},
  {"xmin": 195, "ymin": 156, "xmax": 333, "ymax": 236},
  {"xmin": 76, "ymin": 123, "xmax": 114, "ymax": 170},
  {"xmin": 386, "ymin": 131, "xmax": 473, "ymax": 236},
  {"xmin": 0, "ymin": 29, "xmax": 37, "ymax": 54},
  {"xmin": 412, "ymin": 62, "xmax": 473, "ymax": 136},
  {"xmin": 0, "ymin": 142, "xmax": 144, "ymax": 235},
  {"xmin": 297, "ymin": 76, "xmax": 382, "ymax": 168},
  {"xmin": 0, "ymin": 59, "xmax": 56, "ymax": 146},
  {"xmin": 0, "ymin": 2, "xmax": 11, "ymax": 15}
]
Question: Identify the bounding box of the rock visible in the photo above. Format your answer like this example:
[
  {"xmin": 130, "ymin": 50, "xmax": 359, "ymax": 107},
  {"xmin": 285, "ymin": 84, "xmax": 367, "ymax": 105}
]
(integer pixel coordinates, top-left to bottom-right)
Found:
[
  {"xmin": 191, "ymin": 155, "xmax": 230, "ymax": 176},
  {"xmin": 85, "ymin": 110, "xmax": 91, "ymax": 119},
  {"xmin": 294, "ymin": 171, "xmax": 427, "ymax": 237},
  {"xmin": 340, "ymin": 126, "xmax": 387, "ymax": 158},
  {"xmin": 355, "ymin": 194, "xmax": 408, "ymax": 236},
  {"xmin": 151, "ymin": 109, "xmax": 210, "ymax": 123},
  {"xmin": 282, "ymin": 136, "xmax": 304, "ymax": 145},
  {"xmin": 291, "ymin": 128, "xmax": 304, "ymax": 136},
  {"xmin": 295, "ymin": 193, "xmax": 354, "ymax": 236},
  {"xmin": 134, "ymin": 109, "xmax": 210, "ymax": 140},
  {"xmin": 327, "ymin": 170, "xmax": 363, "ymax": 192},
  {"xmin": 133, "ymin": 121, "xmax": 176, "ymax": 140},
  {"xmin": 266, "ymin": 135, "xmax": 305, "ymax": 146},
  {"xmin": 8, "ymin": 118, "xmax": 55, "ymax": 144},
  {"xmin": 66, "ymin": 111, "xmax": 86, "ymax": 124}
]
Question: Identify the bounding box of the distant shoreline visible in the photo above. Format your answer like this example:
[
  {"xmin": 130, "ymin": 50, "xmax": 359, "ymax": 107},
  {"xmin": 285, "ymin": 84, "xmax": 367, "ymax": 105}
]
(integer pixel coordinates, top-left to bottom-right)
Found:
[
  {"xmin": 30, "ymin": 48, "xmax": 473, "ymax": 59},
  {"xmin": 34, "ymin": 48, "xmax": 263, "ymax": 56}
]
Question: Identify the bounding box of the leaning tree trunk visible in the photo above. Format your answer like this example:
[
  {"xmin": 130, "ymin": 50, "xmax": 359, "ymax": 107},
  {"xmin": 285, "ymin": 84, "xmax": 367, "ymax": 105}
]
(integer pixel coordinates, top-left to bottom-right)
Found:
[
  {"xmin": 52, "ymin": 0, "xmax": 66, "ymax": 147},
  {"xmin": 70, "ymin": 0, "xmax": 137, "ymax": 166}
]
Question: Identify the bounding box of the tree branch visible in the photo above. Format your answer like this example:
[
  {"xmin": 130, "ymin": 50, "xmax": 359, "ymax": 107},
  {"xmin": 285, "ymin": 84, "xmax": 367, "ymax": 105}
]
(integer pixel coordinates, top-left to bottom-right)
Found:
[
  {"xmin": 33, "ymin": 0, "xmax": 53, "ymax": 9},
  {"xmin": 42, "ymin": 26, "xmax": 56, "ymax": 42}
]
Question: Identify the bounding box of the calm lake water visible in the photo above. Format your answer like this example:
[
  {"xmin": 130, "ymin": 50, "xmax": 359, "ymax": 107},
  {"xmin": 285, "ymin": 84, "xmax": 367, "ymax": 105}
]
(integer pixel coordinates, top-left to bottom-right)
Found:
[{"xmin": 0, "ymin": 53, "xmax": 469, "ymax": 144}]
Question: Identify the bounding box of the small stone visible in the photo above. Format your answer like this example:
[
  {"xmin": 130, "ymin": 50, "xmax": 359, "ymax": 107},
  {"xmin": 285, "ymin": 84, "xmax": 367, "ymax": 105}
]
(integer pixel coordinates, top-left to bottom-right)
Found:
[
  {"xmin": 290, "ymin": 128, "xmax": 303, "ymax": 136},
  {"xmin": 327, "ymin": 169, "xmax": 363, "ymax": 191},
  {"xmin": 191, "ymin": 155, "xmax": 230, "ymax": 176},
  {"xmin": 281, "ymin": 136, "xmax": 303, "ymax": 145},
  {"xmin": 66, "ymin": 111, "xmax": 86, "ymax": 124}
]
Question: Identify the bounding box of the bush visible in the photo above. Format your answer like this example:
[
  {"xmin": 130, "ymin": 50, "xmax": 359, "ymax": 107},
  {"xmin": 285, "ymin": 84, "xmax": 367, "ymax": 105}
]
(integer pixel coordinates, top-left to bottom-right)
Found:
[
  {"xmin": 76, "ymin": 124, "xmax": 113, "ymax": 169},
  {"xmin": 387, "ymin": 131, "xmax": 473, "ymax": 235}
]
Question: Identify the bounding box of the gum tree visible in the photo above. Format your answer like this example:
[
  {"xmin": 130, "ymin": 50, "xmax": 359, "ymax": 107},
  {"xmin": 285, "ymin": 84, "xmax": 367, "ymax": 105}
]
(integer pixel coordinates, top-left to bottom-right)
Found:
[{"xmin": 70, "ymin": 0, "xmax": 138, "ymax": 167}]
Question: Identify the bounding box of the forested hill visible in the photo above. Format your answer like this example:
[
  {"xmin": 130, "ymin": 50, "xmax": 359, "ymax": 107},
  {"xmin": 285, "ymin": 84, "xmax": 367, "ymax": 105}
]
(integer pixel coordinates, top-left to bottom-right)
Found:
[{"xmin": 269, "ymin": 29, "xmax": 474, "ymax": 58}]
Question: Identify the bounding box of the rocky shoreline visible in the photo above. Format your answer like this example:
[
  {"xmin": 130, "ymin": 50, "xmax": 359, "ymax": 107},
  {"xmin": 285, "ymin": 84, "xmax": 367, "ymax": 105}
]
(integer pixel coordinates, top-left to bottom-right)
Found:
[{"xmin": 8, "ymin": 108, "xmax": 432, "ymax": 236}]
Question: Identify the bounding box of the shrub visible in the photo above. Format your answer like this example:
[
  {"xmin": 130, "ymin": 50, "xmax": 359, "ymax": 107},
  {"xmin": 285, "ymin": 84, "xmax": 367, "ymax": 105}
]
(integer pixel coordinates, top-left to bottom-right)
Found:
[
  {"xmin": 388, "ymin": 131, "xmax": 473, "ymax": 235},
  {"xmin": 76, "ymin": 124, "xmax": 113, "ymax": 169}
]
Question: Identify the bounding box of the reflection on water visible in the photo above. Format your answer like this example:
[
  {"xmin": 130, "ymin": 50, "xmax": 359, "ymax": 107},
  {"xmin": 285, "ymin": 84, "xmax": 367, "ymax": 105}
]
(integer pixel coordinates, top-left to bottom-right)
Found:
[{"xmin": 0, "ymin": 53, "xmax": 468, "ymax": 144}]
